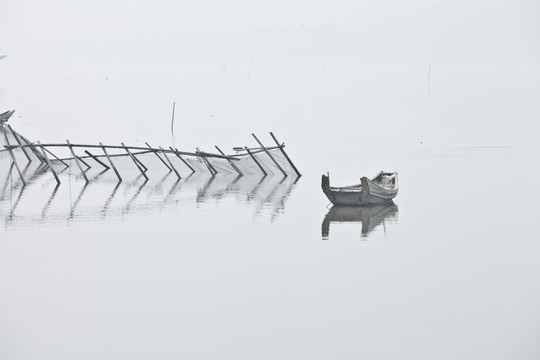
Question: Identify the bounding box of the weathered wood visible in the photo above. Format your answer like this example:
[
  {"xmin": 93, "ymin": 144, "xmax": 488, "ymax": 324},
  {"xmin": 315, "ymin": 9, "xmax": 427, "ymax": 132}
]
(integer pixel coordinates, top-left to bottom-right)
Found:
[
  {"xmin": 170, "ymin": 147, "xmax": 196, "ymax": 174},
  {"xmin": 215, "ymin": 145, "xmax": 243, "ymax": 176},
  {"xmin": 3, "ymin": 130, "xmax": 26, "ymax": 186},
  {"xmin": 67, "ymin": 140, "xmax": 89, "ymax": 183},
  {"xmin": 85, "ymin": 150, "xmax": 110, "ymax": 170},
  {"xmin": 147, "ymin": 142, "xmax": 172, "ymax": 171},
  {"xmin": 16, "ymin": 134, "xmax": 45, "ymax": 163},
  {"xmin": 159, "ymin": 146, "xmax": 181, "ymax": 179},
  {"xmin": 270, "ymin": 132, "xmax": 301, "ymax": 177},
  {"xmin": 122, "ymin": 142, "xmax": 149, "ymax": 180},
  {"xmin": 245, "ymin": 146, "xmax": 267, "ymax": 176},
  {"xmin": 76, "ymin": 156, "xmax": 91, "ymax": 170},
  {"xmin": 197, "ymin": 148, "xmax": 217, "ymax": 176},
  {"xmin": 100, "ymin": 142, "xmax": 122, "ymax": 182},
  {"xmin": 7, "ymin": 125, "xmax": 32, "ymax": 163},
  {"xmin": 38, "ymin": 141, "xmax": 60, "ymax": 185},
  {"xmin": 252, "ymin": 133, "xmax": 287, "ymax": 177}
]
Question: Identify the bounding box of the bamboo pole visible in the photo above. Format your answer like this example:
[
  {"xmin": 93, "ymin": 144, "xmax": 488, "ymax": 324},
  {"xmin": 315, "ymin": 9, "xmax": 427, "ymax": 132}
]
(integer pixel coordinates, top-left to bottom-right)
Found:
[
  {"xmin": 270, "ymin": 132, "xmax": 301, "ymax": 177},
  {"xmin": 197, "ymin": 148, "xmax": 217, "ymax": 175},
  {"xmin": 3, "ymin": 130, "xmax": 26, "ymax": 186},
  {"xmin": 76, "ymin": 156, "xmax": 91, "ymax": 170},
  {"xmin": 38, "ymin": 141, "xmax": 60, "ymax": 185},
  {"xmin": 215, "ymin": 145, "xmax": 243, "ymax": 176},
  {"xmin": 122, "ymin": 142, "xmax": 148, "ymax": 180},
  {"xmin": 67, "ymin": 140, "xmax": 89, "ymax": 183},
  {"xmin": 252, "ymin": 133, "xmax": 287, "ymax": 177},
  {"xmin": 159, "ymin": 146, "xmax": 181, "ymax": 179},
  {"xmin": 17, "ymin": 134, "xmax": 46, "ymax": 163},
  {"xmin": 245, "ymin": 146, "xmax": 267, "ymax": 176},
  {"xmin": 7, "ymin": 125, "xmax": 32, "ymax": 163},
  {"xmin": 169, "ymin": 147, "xmax": 196, "ymax": 173},
  {"xmin": 85, "ymin": 150, "xmax": 110, "ymax": 170},
  {"xmin": 100, "ymin": 142, "xmax": 122, "ymax": 182},
  {"xmin": 147, "ymin": 142, "xmax": 172, "ymax": 171}
]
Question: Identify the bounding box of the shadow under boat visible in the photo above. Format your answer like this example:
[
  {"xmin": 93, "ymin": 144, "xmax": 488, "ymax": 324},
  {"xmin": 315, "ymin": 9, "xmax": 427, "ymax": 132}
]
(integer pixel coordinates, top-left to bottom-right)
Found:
[{"xmin": 322, "ymin": 201, "xmax": 398, "ymax": 240}]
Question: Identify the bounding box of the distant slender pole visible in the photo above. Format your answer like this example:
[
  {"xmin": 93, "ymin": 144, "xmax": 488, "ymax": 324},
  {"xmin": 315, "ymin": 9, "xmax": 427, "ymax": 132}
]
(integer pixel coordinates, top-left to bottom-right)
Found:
[
  {"xmin": 146, "ymin": 142, "xmax": 172, "ymax": 171},
  {"xmin": 270, "ymin": 132, "xmax": 301, "ymax": 177},
  {"xmin": 170, "ymin": 147, "xmax": 196, "ymax": 173},
  {"xmin": 252, "ymin": 133, "xmax": 287, "ymax": 177},
  {"xmin": 100, "ymin": 142, "xmax": 122, "ymax": 182},
  {"xmin": 122, "ymin": 142, "xmax": 148, "ymax": 180},
  {"xmin": 38, "ymin": 141, "xmax": 61, "ymax": 185},
  {"xmin": 215, "ymin": 145, "xmax": 243, "ymax": 176},
  {"xmin": 3, "ymin": 130, "xmax": 26, "ymax": 186},
  {"xmin": 159, "ymin": 146, "xmax": 181, "ymax": 179},
  {"xmin": 245, "ymin": 146, "xmax": 267, "ymax": 176},
  {"xmin": 67, "ymin": 140, "xmax": 89, "ymax": 183},
  {"xmin": 171, "ymin": 102, "xmax": 176, "ymax": 135},
  {"xmin": 7, "ymin": 125, "xmax": 32, "ymax": 163},
  {"xmin": 85, "ymin": 150, "xmax": 110, "ymax": 170}
]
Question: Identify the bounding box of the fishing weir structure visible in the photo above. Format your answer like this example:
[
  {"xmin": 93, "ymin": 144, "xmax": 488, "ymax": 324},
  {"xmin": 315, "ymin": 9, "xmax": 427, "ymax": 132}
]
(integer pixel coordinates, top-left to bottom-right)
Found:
[{"xmin": 1, "ymin": 110, "xmax": 301, "ymax": 187}]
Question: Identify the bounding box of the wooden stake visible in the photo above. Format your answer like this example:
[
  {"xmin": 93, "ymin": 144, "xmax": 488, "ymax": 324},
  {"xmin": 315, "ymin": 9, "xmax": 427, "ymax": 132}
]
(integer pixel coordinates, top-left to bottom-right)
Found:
[
  {"xmin": 67, "ymin": 140, "xmax": 89, "ymax": 183},
  {"xmin": 245, "ymin": 146, "xmax": 267, "ymax": 176},
  {"xmin": 159, "ymin": 146, "xmax": 181, "ymax": 179},
  {"xmin": 122, "ymin": 142, "xmax": 149, "ymax": 180},
  {"xmin": 170, "ymin": 147, "xmax": 196, "ymax": 173},
  {"xmin": 215, "ymin": 145, "xmax": 243, "ymax": 176},
  {"xmin": 85, "ymin": 150, "xmax": 110, "ymax": 170},
  {"xmin": 38, "ymin": 141, "xmax": 60, "ymax": 185},
  {"xmin": 3, "ymin": 130, "xmax": 26, "ymax": 186},
  {"xmin": 17, "ymin": 134, "xmax": 45, "ymax": 163},
  {"xmin": 100, "ymin": 142, "xmax": 122, "ymax": 182},
  {"xmin": 7, "ymin": 125, "xmax": 32, "ymax": 163},
  {"xmin": 270, "ymin": 132, "xmax": 301, "ymax": 177},
  {"xmin": 76, "ymin": 156, "xmax": 91, "ymax": 170},
  {"xmin": 252, "ymin": 133, "xmax": 287, "ymax": 177},
  {"xmin": 146, "ymin": 142, "xmax": 172, "ymax": 171}
]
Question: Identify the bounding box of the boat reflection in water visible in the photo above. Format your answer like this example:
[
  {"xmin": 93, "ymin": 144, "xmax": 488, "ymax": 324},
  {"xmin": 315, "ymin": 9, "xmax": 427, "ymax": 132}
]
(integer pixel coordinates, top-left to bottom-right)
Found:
[{"xmin": 322, "ymin": 202, "xmax": 398, "ymax": 240}]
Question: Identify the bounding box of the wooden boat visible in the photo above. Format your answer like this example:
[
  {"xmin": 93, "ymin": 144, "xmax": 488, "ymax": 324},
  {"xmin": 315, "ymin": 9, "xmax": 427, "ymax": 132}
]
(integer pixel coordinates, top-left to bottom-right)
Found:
[
  {"xmin": 321, "ymin": 171, "xmax": 398, "ymax": 206},
  {"xmin": 322, "ymin": 201, "xmax": 398, "ymax": 239}
]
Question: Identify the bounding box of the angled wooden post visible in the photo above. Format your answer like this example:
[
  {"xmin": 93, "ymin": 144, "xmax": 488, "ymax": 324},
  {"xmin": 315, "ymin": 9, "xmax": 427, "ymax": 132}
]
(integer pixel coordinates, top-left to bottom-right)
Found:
[
  {"xmin": 85, "ymin": 150, "xmax": 110, "ymax": 170},
  {"xmin": 17, "ymin": 134, "xmax": 46, "ymax": 163},
  {"xmin": 38, "ymin": 141, "xmax": 61, "ymax": 185},
  {"xmin": 76, "ymin": 156, "xmax": 91, "ymax": 170},
  {"xmin": 100, "ymin": 142, "xmax": 122, "ymax": 182},
  {"xmin": 66, "ymin": 140, "xmax": 89, "ymax": 183},
  {"xmin": 7, "ymin": 125, "xmax": 32, "ymax": 163},
  {"xmin": 215, "ymin": 145, "xmax": 243, "ymax": 176},
  {"xmin": 252, "ymin": 133, "xmax": 287, "ymax": 177},
  {"xmin": 122, "ymin": 142, "xmax": 149, "ymax": 180},
  {"xmin": 170, "ymin": 147, "xmax": 196, "ymax": 173},
  {"xmin": 159, "ymin": 146, "xmax": 181, "ymax": 179},
  {"xmin": 245, "ymin": 146, "xmax": 267, "ymax": 176},
  {"xmin": 270, "ymin": 132, "xmax": 301, "ymax": 177},
  {"xmin": 146, "ymin": 142, "xmax": 172, "ymax": 171},
  {"xmin": 3, "ymin": 130, "xmax": 26, "ymax": 186}
]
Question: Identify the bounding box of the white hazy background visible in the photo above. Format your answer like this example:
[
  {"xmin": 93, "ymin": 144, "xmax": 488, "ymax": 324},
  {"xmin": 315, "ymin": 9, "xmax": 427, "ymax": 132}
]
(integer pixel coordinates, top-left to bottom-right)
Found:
[{"xmin": 1, "ymin": 0, "xmax": 539, "ymax": 148}]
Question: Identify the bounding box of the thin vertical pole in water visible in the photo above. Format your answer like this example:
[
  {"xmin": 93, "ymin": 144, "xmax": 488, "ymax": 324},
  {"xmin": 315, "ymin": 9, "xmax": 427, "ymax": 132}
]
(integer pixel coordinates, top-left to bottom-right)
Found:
[
  {"xmin": 85, "ymin": 150, "xmax": 110, "ymax": 170},
  {"xmin": 100, "ymin": 143, "xmax": 122, "ymax": 182},
  {"xmin": 7, "ymin": 125, "xmax": 32, "ymax": 163},
  {"xmin": 67, "ymin": 140, "xmax": 89, "ymax": 183},
  {"xmin": 122, "ymin": 142, "xmax": 148, "ymax": 180},
  {"xmin": 252, "ymin": 133, "xmax": 287, "ymax": 177},
  {"xmin": 245, "ymin": 146, "xmax": 267, "ymax": 176},
  {"xmin": 3, "ymin": 131, "xmax": 26, "ymax": 186},
  {"xmin": 215, "ymin": 145, "xmax": 243, "ymax": 176},
  {"xmin": 38, "ymin": 141, "xmax": 60, "ymax": 185},
  {"xmin": 170, "ymin": 147, "xmax": 196, "ymax": 174},
  {"xmin": 146, "ymin": 142, "xmax": 172, "ymax": 171},
  {"xmin": 270, "ymin": 132, "xmax": 301, "ymax": 177},
  {"xmin": 159, "ymin": 146, "xmax": 181, "ymax": 179}
]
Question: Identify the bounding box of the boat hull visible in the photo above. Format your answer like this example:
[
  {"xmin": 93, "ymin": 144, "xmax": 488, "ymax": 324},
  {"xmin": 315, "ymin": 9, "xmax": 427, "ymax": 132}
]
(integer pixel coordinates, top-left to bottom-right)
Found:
[{"xmin": 321, "ymin": 172, "xmax": 398, "ymax": 206}]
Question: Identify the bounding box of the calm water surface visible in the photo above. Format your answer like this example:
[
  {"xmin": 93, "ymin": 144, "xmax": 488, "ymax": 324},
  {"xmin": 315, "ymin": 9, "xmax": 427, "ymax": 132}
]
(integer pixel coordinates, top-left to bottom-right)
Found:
[{"xmin": 1, "ymin": 134, "xmax": 539, "ymax": 359}]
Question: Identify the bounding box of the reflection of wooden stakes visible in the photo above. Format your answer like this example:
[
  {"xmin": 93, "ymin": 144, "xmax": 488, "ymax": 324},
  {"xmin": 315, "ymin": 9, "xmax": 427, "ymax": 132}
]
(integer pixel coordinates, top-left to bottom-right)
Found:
[
  {"xmin": 3, "ymin": 130, "xmax": 26, "ymax": 186},
  {"xmin": 38, "ymin": 141, "xmax": 60, "ymax": 185},
  {"xmin": 85, "ymin": 150, "xmax": 110, "ymax": 170},
  {"xmin": 170, "ymin": 147, "xmax": 196, "ymax": 174},
  {"xmin": 122, "ymin": 142, "xmax": 148, "ymax": 180},
  {"xmin": 245, "ymin": 146, "xmax": 267, "ymax": 176},
  {"xmin": 146, "ymin": 142, "xmax": 172, "ymax": 171},
  {"xmin": 252, "ymin": 133, "xmax": 287, "ymax": 177},
  {"xmin": 67, "ymin": 140, "xmax": 89, "ymax": 183},
  {"xmin": 270, "ymin": 132, "xmax": 301, "ymax": 177},
  {"xmin": 7, "ymin": 125, "xmax": 31, "ymax": 163},
  {"xmin": 215, "ymin": 145, "xmax": 243, "ymax": 176},
  {"xmin": 100, "ymin": 142, "xmax": 122, "ymax": 182},
  {"xmin": 159, "ymin": 146, "xmax": 181, "ymax": 179}
]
